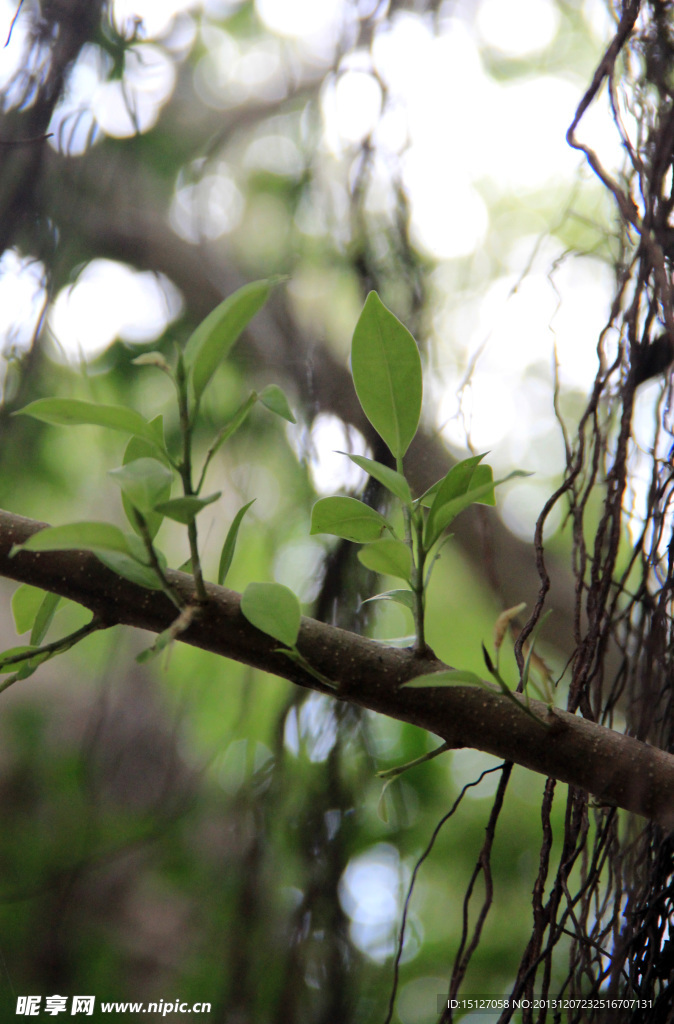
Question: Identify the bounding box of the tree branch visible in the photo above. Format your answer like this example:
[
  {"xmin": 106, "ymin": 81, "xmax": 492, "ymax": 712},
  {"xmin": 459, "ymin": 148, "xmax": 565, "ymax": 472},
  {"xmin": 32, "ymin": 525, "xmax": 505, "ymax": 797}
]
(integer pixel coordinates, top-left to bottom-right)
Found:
[{"xmin": 1, "ymin": 507, "xmax": 673, "ymax": 828}]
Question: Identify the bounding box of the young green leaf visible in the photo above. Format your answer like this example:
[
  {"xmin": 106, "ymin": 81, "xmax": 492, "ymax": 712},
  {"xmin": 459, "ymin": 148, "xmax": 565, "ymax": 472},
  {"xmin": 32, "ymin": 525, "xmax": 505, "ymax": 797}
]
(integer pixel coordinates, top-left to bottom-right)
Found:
[
  {"xmin": 339, "ymin": 453, "xmax": 412, "ymax": 505},
  {"xmin": 422, "ymin": 453, "xmax": 488, "ymax": 508},
  {"xmin": 358, "ymin": 539, "xmax": 412, "ymax": 583},
  {"xmin": 259, "ymin": 384, "xmax": 296, "ymax": 423},
  {"xmin": 109, "ymin": 458, "xmax": 173, "ymax": 517},
  {"xmin": 424, "ymin": 468, "xmax": 529, "ymax": 549},
  {"xmin": 402, "ymin": 668, "xmax": 493, "ymax": 689},
  {"xmin": 12, "ymin": 522, "xmax": 133, "ymax": 557},
  {"xmin": 310, "ymin": 496, "xmax": 390, "ymax": 543},
  {"xmin": 184, "ymin": 280, "xmax": 272, "ymax": 403},
  {"xmin": 351, "ymin": 291, "xmax": 422, "ymax": 459},
  {"xmin": 14, "ymin": 398, "xmax": 160, "ymax": 445},
  {"xmin": 240, "ymin": 581, "xmax": 301, "ymax": 647},
  {"xmin": 154, "ymin": 492, "xmax": 221, "ymax": 525},
  {"xmin": 218, "ymin": 499, "xmax": 255, "ymax": 585}
]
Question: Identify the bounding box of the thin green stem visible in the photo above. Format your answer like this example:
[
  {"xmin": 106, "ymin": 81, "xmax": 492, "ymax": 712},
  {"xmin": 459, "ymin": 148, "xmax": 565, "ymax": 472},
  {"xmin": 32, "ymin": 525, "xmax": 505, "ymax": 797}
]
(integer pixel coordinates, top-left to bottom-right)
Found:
[
  {"xmin": 132, "ymin": 509, "xmax": 185, "ymax": 611},
  {"xmin": 397, "ymin": 457, "xmax": 427, "ymax": 654},
  {"xmin": 376, "ymin": 741, "xmax": 450, "ymax": 781},
  {"xmin": 175, "ymin": 358, "xmax": 207, "ymax": 604},
  {"xmin": 195, "ymin": 392, "xmax": 257, "ymax": 495},
  {"xmin": 412, "ymin": 513, "xmax": 428, "ymax": 654}
]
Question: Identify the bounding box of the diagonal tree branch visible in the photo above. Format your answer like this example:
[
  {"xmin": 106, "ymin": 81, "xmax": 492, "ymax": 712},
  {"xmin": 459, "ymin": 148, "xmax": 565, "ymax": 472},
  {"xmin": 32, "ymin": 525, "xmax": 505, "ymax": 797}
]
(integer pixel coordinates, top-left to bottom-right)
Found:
[{"xmin": 1, "ymin": 506, "xmax": 673, "ymax": 828}]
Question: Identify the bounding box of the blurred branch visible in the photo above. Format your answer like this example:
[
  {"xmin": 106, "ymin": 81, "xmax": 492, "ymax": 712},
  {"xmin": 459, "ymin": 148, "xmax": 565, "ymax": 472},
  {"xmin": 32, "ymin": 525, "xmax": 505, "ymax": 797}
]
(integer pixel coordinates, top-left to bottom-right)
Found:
[
  {"xmin": 0, "ymin": 0, "xmax": 106, "ymax": 257},
  {"xmin": 1, "ymin": 506, "xmax": 671, "ymax": 827}
]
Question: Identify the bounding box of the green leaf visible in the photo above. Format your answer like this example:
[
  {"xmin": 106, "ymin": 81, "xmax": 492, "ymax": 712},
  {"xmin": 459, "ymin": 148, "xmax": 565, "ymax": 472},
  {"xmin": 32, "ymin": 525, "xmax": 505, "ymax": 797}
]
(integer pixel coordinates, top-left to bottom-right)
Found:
[
  {"xmin": 351, "ymin": 291, "xmax": 422, "ymax": 459},
  {"xmin": 423, "ymin": 453, "xmax": 487, "ymax": 507},
  {"xmin": 121, "ymin": 417, "xmax": 170, "ymax": 466},
  {"xmin": 12, "ymin": 584, "xmax": 47, "ymax": 635},
  {"xmin": 30, "ymin": 592, "xmax": 61, "ymax": 646},
  {"xmin": 154, "ymin": 492, "xmax": 221, "ymax": 524},
  {"xmin": 259, "ymin": 384, "xmax": 296, "ymax": 423},
  {"xmin": 310, "ymin": 496, "xmax": 390, "ymax": 543},
  {"xmin": 417, "ymin": 458, "xmax": 496, "ymax": 508},
  {"xmin": 120, "ymin": 425, "xmax": 171, "ymax": 539},
  {"xmin": 240, "ymin": 582, "xmax": 301, "ymax": 647},
  {"xmin": 358, "ymin": 539, "xmax": 412, "ymax": 582},
  {"xmin": 403, "ymin": 669, "xmax": 493, "ymax": 689},
  {"xmin": 95, "ymin": 552, "xmax": 165, "ymax": 589},
  {"xmin": 468, "ymin": 464, "xmax": 496, "ymax": 506},
  {"xmin": 424, "ymin": 481, "xmax": 493, "ymax": 548},
  {"xmin": 14, "ymin": 398, "xmax": 159, "ymax": 445},
  {"xmin": 184, "ymin": 280, "xmax": 272, "ymax": 403},
  {"xmin": 95, "ymin": 533, "xmax": 166, "ymax": 589},
  {"xmin": 0, "ymin": 646, "xmax": 41, "ymax": 674},
  {"xmin": 12, "ymin": 587, "xmax": 66, "ymax": 645},
  {"xmin": 360, "ymin": 589, "xmax": 416, "ymax": 611},
  {"xmin": 218, "ymin": 500, "xmax": 255, "ymax": 586},
  {"xmin": 12, "ymin": 522, "xmax": 133, "ymax": 557},
  {"xmin": 339, "ymin": 454, "xmax": 412, "ymax": 505},
  {"xmin": 424, "ymin": 465, "xmax": 529, "ymax": 549},
  {"xmin": 109, "ymin": 458, "xmax": 173, "ymax": 517}
]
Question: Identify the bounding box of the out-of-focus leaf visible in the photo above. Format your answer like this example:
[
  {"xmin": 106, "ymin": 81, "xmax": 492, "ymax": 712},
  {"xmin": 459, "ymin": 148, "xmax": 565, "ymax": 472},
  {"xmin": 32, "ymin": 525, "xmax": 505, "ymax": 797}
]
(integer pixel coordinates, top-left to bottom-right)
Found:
[
  {"xmin": 0, "ymin": 645, "xmax": 48, "ymax": 675},
  {"xmin": 154, "ymin": 492, "xmax": 221, "ymax": 524},
  {"xmin": 259, "ymin": 384, "xmax": 295, "ymax": 423},
  {"xmin": 240, "ymin": 581, "xmax": 301, "ymax": 647},
  {"xmin": 15, "ymin": 398, "xmax": 160, "ymax": 445},
  {"xmin": 120, "ymin": 423, "xmax": 172, "ymax": 538},
  {"xmin": 109, "ymin": 458, "xmax": 173, "ymax": 516},
  {"xmin": 30, "ymin": 591, "xmax": 61, "ymax": 646},
  {"xmin": 12, "ymin": 584, "xmax": 46, "ymax": 635}
]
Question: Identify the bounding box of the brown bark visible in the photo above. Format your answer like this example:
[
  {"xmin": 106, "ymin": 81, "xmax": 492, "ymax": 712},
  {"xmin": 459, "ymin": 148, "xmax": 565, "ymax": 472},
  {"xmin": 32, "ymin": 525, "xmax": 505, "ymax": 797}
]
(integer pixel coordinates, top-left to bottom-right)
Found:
[{"xmin": 1, "ymin": 507, "xmax": 672, "ymax": 828}]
